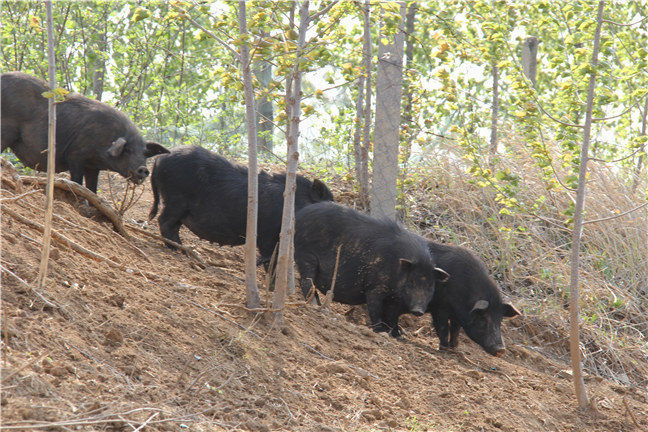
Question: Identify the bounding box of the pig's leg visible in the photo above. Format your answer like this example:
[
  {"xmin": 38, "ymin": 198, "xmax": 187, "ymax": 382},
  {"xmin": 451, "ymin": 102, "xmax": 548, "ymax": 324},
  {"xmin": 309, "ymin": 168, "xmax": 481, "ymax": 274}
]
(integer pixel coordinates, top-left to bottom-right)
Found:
[
  {"xmin": 448, "ymin": 318, "xmax": 461, "ymax": 348},
  {"xmin": 366, "ymin": 290, "xmax": 389, "ymax": 333},
  {"xmin": 158, "ymin": 205, "xmax": 186, "ymax": 249},
  {"xmin": 382, "ymin": 302, "xmax": 403, "ymax": 338},
  {"xmin": 69, "ymin": 163, "xmax": 85, "ymax": 187},
  {"xmin": 298, "ymin": 256, "xmax": 320, "ymax": 305},
  {"xmin": 431, "ymin": 307, "xmax": 451, "ymax": 349},
  {"xmin": 84, "ymin": 168, "xmax": 100, "ymax": 194}
]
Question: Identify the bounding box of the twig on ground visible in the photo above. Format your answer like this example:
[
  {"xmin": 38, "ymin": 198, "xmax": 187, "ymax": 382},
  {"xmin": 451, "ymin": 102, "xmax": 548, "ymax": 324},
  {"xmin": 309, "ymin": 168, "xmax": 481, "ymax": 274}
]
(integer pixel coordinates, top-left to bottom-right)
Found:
[
  {"xmin": 323, "ymin": 244, "xmax": 342, "ymax": 309},
  {"xmin": 0, "ymin": 264, "xmax": 58, "ymax": 309},
  {"xmin": 0, "ymin": 189, "xmax": 40, "ymax": 203},
  {"xmin": 622, "ymin": 397, "xmax": 641, "ymax": 428},
  {"xmin": 133, "ymin": 412, "xmax": 160, "ymax": 432},
  {"xmin": 124, "ymin": 222, "xmax": 205, "ymax": 268},
  {"xmin": 21, "ymin": 176, "xmax": 130, "ymax": 240},
  {"xmin": 0, "ymin": 351, "xmax": 52, "ymax": 384}
]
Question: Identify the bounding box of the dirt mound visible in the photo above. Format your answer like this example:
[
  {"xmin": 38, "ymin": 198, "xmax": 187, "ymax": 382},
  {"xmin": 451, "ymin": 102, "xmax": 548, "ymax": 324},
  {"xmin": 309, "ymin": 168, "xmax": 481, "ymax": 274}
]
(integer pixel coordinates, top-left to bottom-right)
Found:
[{"xmin": 1, "ymin": 168, "xmax": 646, "ymax": 431}]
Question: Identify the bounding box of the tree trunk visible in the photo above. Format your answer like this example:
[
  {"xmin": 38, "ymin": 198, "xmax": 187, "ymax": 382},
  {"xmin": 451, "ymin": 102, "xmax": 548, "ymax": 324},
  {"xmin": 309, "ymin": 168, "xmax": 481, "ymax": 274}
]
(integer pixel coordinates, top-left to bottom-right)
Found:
[
  {"xmin": 632, "ymin": 95, "xmax": 648, "ymax": 192},
  {"xmin": 254, "ymin": 51, "xmax": 274, "ymax": 154},
  {"xmin": 92, "ymin": 10, "xmax": 109, "ymax": 102},
  {"xmin": 36, "ymin": 0, "xmax": 57, "ymax": 290},
  {"xmin": 569, "ymin": 0, "xmax": 605, "ymax": 410},
  {"xmin": 489, "ymin": 64, "xmax": 499, "ymax": 156},
  {"xmin": 359, "ymin": 0, "xmax": 372, "ymax": 209},
  {"xmin": 400, "ymin": 2, "xmax": 417, "ymax": 175},
  {"xmin": 238, "ymin": 0, "xmax": 261, "ymax": 309},
  {"xmin": 273, "ymin": 0, "xmax": 309, "ymax": 325},
  {"xmin": 370, "ymin": 2, "xmax": 406, "ymax": 220},
  {"xmin": 353, "ymin": 73, "xmax": 365, "ymax": 183},
  {"xmin": 522, "ymin": 36, "xmax": 539, "ymax": 87}
]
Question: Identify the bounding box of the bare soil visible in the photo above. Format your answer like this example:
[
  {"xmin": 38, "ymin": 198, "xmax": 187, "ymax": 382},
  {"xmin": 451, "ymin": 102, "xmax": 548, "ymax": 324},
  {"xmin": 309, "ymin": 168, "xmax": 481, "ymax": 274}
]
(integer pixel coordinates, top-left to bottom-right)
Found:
[{"xmin": 1, "ymin": 168, "xmax": 646, "ymax": 431}]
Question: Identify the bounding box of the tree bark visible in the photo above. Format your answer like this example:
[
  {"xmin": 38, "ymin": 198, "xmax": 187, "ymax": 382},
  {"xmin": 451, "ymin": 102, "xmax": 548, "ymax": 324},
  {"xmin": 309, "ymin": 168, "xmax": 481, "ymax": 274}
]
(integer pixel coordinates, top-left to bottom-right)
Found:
[
  {"xmin": 370, "ymin": 2, "xmax": 406, "ymax": 220},
  {"xmin": 359, "ymin": 0, "xmax": 372, "ymax": 209},
  {"xmin": 521, "ymin": 36, "xmax": 538, "ymax": 87},
  {"xmin": 35, "ymin": 0, "xmax": 57, "ymax": 290},
  {"xmin": 632, "ymin": 95, "xmax": 648, "ymax": 192},
  {"xmin": 489, "ymin": 64, "xmax": 499, "ymax": 156},
  {"xmin": 400, "ymin": 2, "xmax": 417, "ymax": 174},
  {"xmin": 569, "ymin": 0, "xmax": 605, "ymax": 410},
  {"xmin": 353, "ymin": 73, "xmax": 365, "ymax": 183},
  {"xmin": 254, "ymin": 49, "xmax": 274, "ymax": 153},
  {"xmin": 273, "ymin": 0, "xmax": 310, "ymax": 324},
  {"xmin": 238, "ymin": 0, "xmax": 261, "ymax": 309}
]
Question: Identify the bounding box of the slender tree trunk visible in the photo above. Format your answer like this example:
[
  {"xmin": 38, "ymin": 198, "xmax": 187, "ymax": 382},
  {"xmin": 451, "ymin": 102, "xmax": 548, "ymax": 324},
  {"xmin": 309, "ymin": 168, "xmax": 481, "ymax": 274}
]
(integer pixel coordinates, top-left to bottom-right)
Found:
[
  {"xmin": 273, "ymin": 0, "xmax": 309, "ymax": 324},
  {"xmin": 400, "ymin": 2, "xmax": 416, "ymax": 176},
  {"xmin": 254, "ymin": 48, "xmax": 274, "ymax": 154},
  {"xmin": 353, "ymin": 74, "xmax": 365, "ymax": 183},
  {"xmin": 36, "ymin": 0, "xmax": 57, "ymax": 290},
  {"xmin": 238, "ymin": 0, "xmax": 260, "ymax": 309},
  {"xmin": 370, "ymin": 2, "xmax": 405, "ymax": 220},
  {"xmin": 522, "ymin": 36, "xmax": 539, "ymax": 88},
  {"xmin": 632, "ymin": 96, "xmax": 648, "ymax": 192},
  {"xmin": 569, "ymin": 0, "xmax": 605, "ymax": 410},
  {"xmin": 359, "ymin": 0, "xmax": 372, "ymax": 209},
  {"xmin": 489, "ymin": 63, "xmax": 499, "ymax": 156}
]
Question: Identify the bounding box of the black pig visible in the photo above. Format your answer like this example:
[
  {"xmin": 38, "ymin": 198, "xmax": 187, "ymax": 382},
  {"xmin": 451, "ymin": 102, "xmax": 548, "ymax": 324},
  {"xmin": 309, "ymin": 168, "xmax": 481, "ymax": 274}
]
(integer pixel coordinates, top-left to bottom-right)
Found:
[
  {"xmin": 427, "ymin": 241, "xmax": 521, "ymax": 356},
  {"xmin": 0, "ymin": 72, "xmax": 169, "ymax": 193},
  {"xmin": 148, "ymin": 145, "xmax": 333, "ymax": 263},
  {"xmin": 295, "ymin": 202, "xmax": 449, "ymax": 337}
]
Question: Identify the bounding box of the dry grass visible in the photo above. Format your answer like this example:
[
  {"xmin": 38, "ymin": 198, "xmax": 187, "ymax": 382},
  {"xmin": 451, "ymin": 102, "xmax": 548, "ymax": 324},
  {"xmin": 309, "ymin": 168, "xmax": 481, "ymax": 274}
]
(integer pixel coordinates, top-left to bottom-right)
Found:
[{"xmin": 397, "ymin": 138, "xmax": 648, "ymax": 387}]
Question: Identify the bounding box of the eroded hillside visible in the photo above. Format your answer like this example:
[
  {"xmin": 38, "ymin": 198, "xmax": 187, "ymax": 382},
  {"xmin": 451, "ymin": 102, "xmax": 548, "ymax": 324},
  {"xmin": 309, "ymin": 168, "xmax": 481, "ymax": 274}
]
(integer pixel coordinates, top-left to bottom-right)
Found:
[{"xmin": 1, "ymin": 165, "xmax": 646, "ymax": 431}]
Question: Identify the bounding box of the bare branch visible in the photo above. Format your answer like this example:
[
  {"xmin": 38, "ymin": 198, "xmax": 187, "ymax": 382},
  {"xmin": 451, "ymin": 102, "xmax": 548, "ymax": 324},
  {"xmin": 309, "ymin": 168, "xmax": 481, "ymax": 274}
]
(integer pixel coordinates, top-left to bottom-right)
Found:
[
  {"xmin": 602, "ymin": 16, "xmax": 648, "ymax": 27},
  {"xmin": 583, "ymin": 201, "xmax": 648, "ymax": 225}
]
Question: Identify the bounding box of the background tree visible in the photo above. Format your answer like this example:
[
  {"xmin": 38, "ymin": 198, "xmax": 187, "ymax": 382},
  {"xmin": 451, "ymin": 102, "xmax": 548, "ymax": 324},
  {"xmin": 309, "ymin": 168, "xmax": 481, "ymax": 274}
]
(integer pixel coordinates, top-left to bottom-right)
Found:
[
  {"xmin": 238, "ymin": 0, "xmax": 261, "ymax": 309},
  {"xmin": 371, "ymin": 2, "xmax": 405, "ymax": 220}
]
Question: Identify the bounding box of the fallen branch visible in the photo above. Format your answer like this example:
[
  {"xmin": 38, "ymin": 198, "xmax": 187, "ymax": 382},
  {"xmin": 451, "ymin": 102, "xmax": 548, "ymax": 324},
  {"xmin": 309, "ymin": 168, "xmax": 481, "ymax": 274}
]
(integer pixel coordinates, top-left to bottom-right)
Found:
[
  {"xmin": 125, "ymin": 222, "xmax": 205, "ymax": 268},
  {"xmin": 21, "ymin": 176, "xmax": 130, "ymax": 240},
  {"xmin": 12, "ymin": 194, "xmax": 151, "ymax": 263}
]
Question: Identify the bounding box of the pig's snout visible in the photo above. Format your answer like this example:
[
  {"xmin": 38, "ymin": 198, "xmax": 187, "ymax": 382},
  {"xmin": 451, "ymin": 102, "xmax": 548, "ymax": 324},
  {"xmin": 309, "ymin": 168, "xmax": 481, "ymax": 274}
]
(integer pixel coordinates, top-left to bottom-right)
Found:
[
  {"xmin": 410, "ymin": 307, "xmax": 425, "ymax": 317},
  {"xmin": 131, "ymin": 166, "xmax": 150, "ymax": 183},
  {"xmin": 136, "ymin": 166, "xmax": 150, "ymax": 179},
  {"xmin": 489, "ymin": 345, "xmax": 506, "ymax": 357}
]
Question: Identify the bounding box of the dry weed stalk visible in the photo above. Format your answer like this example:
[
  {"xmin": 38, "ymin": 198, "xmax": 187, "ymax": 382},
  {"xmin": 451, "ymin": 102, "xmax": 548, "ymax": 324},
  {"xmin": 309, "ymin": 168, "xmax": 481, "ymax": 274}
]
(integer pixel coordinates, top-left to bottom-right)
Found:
[{"xmin": 106, "ymin": 172, "xmax": 146, "ymax": 216}]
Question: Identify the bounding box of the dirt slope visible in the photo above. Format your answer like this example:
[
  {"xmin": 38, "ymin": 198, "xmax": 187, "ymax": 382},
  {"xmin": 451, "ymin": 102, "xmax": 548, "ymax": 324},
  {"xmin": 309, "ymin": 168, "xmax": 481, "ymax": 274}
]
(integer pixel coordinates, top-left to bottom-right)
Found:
[{"xmin": 1, "ymin": 169, "xmax": 646, "ymax": 431}]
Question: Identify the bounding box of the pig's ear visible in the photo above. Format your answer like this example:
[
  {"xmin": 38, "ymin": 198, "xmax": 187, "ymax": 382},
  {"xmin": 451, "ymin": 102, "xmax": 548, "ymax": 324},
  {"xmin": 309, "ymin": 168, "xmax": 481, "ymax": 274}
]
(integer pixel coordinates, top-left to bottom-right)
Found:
[
  {"xmin": 144, "ymin": 142, "xmax": 170, "ymax": 157},
  {"xmin": 470, "ymin": 300, "xmax": 489, "ymax": 314},
  {"xmin": 399, "ymin": 258, "xmax": 413, "ymax": 271},
  {"xmin": 434, "ymin": 267, "xmax": 450, "ymax": 282},
  {"xmin": 503, "ymin": 302, "xmax": 521, "ymax": 318},
  {"xmin": 108, "ymin": 137, "xmax": 127, "ymax": 157},
  {"xmin": 310, "ymin": 178, "xmax": 332, "ymax": 201}
]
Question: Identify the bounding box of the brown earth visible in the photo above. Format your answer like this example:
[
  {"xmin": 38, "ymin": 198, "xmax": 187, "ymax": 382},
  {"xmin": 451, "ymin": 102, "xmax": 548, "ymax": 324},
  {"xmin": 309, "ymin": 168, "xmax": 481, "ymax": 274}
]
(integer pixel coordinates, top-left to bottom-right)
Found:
[{"xmin": 1, "ymin": 167, "xmax": 646, "ymax": 431}]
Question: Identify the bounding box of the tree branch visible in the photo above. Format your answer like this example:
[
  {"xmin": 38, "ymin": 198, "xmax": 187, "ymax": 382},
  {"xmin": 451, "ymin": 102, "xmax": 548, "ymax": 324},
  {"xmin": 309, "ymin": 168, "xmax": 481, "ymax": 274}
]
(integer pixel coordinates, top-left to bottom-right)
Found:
[{"xmin": 582, "ymin": 201, "xmax": 648, "ymax": 225}]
